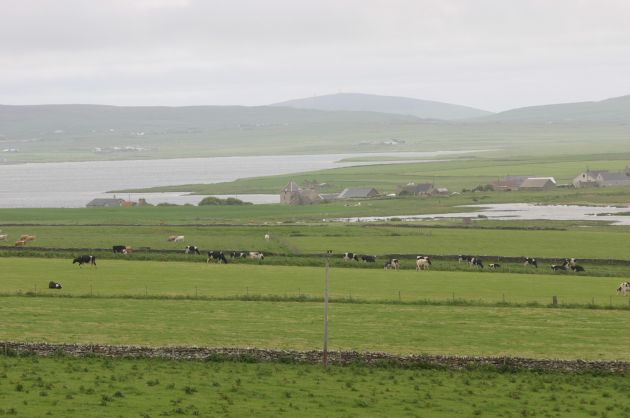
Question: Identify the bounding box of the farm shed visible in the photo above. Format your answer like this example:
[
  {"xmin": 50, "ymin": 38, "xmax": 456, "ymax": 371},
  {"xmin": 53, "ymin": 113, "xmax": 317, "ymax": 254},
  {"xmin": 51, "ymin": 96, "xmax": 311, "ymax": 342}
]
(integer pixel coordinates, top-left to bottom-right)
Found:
[
  {"xmin": 518, "ymin": 177, "xmax": 557, "ymax": 191},
  {"xmin": 337, "ymin": 188, "xmax": 380, "ymax": 199},
  {"xmin": 86, "ymin": 198, "xmax": 125, "ymax": 208},
  {"xmin": 492, "ymin": 176, "xmax": 528, "ymax": 191}
]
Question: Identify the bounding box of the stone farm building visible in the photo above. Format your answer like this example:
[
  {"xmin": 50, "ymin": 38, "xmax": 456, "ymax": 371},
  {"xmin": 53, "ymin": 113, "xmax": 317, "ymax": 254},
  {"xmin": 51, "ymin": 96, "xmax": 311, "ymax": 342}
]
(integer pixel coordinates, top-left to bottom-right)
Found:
[
  {"xmin": 573, "ymin": 169, "xmax": 630, "ymax": 188},
  {"xmin": 280, "ymin": 181, "xmax": 321, "ymax": 205},
  {"xmin": 491, "ymin": 176, "xmax": 529, "ymax": 192},
  {"xmin": 398, "ymin": 183, "xmax": 434, "ymax": 196},
  {"xmin": 518, "ymin": 177, "xmax": 557, "ymax": 191}
]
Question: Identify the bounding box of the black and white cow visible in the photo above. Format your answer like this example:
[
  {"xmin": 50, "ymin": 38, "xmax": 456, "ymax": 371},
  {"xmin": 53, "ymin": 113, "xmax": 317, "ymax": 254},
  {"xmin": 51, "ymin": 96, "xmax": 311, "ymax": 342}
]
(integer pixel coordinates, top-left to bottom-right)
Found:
[
  {"xmin": 361, "ymin": 255, "xmax": 376, "ymax": 263},
  {"xmin": 470, "ymin": 257, "xmax": 484, "ymax": 268},
  {"xmin": 185, "ymin": 245, "xmax": 201, "ymax": 255},
  {"xmin": 489, "ymin": 263, "xmax": 501, "ymax": 270},
  {"xmin": 416, "ymin": 256, "xmax": 431, "ymax": 271},
  {"xmin": 550, "ymin": 264, "xmax": 567, "ymax": 271},
  {"xmin": 207, "ymin": 251, "xmax": 228, "ymax": 264},
  {"xmin": 617, "ymin": 282, "xmax": 630, "ymax": 295},
  {"xmin": 230, "ymin": 251, "xmax": 247, "ymax": 258},
  {"xmin": 73, "ymin": 255, "xmax": 96, "ymax": 267},
  {"xmin": 249, "ymin": 251, "xmax": 264, "ymax": 260},
  {"xmin": 48, "ymin": 281, "xmax": 62, "ymax": 289},
  {"xmin": 384, "ymin": 259, "xmax": 400, "ymax": 270},
  {"xmin": 343, "ymin": 252, "xmax": 359, "ymax": 261},
  {"xmin": 458, "ymin": 255, "xmax": 473, "ymax": 264},
  {"xmin": 524, "ymin": 257, "xmax": 538, "ymax": 268},
  {"xmin": 570, "ymin": 264, "xmax": 585, "ymax": 273},
  {"xmin": 112, "ymin": 245, "xmax": 126, "ymax": 254}
]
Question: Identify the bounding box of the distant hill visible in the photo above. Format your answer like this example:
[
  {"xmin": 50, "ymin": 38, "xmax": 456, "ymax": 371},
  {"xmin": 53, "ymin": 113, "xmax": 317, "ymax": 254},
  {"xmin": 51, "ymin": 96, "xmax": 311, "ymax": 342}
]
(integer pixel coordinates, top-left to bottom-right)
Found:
[
  {"xmin": 271, "ymin": 93, "xmax": 493, "ymax": 120},
  {"xmin": 479, "ymin": 94, "xmax": 630, "ymax": 124},
  {"xmin": 0, "ymin": 103, "xmax": 423, "ymax": 138}
]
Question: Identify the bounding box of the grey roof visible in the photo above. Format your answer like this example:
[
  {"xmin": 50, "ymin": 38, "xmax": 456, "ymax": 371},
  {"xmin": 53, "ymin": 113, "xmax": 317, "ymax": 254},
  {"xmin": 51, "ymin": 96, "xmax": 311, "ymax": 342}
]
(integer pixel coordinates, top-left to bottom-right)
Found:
[
  {"xmin": 86, "ymin": 198, "xmax": 124, "ymax": 207},
  {"xmin": 519, "ymin": 177, "xmax": 556, "ymax": 188},
  {"xmin": 598, "ymin": 172, "xmax": 630, "ymax": 182},
  {"xmin": 400, "ymin": 183, "xmax": 433, "ymax": 193},
  {"xmin": 338, "ymin": 188, "xmax": 379, "ymax": 198}
]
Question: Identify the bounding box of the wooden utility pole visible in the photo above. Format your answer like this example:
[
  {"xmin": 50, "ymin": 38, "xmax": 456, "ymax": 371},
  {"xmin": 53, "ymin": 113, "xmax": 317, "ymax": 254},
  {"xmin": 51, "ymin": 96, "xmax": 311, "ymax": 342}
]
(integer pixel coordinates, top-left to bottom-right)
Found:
[{"xmin": 323, "ymin": 250, "xmax": 332, "ymax": 367}]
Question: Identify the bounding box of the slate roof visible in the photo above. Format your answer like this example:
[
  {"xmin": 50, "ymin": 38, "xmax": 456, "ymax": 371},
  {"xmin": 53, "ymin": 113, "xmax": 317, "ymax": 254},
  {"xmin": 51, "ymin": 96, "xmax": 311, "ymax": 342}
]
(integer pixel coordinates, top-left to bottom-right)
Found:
[
  {"xmin": 86, "ymin": 198, "xmax": 125, "ymax": 207},
  {"xmin": 337, "ymin": 188, "xmax": 379, "ymax": 199}
]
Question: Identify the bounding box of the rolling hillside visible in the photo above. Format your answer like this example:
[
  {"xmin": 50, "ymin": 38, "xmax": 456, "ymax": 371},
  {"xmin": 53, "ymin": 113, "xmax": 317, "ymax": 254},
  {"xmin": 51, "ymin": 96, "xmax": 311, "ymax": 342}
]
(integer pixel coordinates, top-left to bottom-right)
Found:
[
  {"xmin": 271, "ymin": 92, "xmax": 492, "ymax": 120},
  {"xmin": 479, "ymin": 94, "xmax": 630, "ymax": 124}
]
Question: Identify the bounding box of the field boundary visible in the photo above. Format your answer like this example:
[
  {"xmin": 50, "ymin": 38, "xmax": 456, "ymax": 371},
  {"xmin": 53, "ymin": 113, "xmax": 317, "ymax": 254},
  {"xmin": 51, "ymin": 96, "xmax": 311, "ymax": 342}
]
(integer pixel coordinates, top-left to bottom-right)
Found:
[
  {"xmin": 2, "ymin": 245, "xmax": 630, "ymax": 265},
  {"xmin": 2, "ymin": 342, "xmax": 630, "ymax": 373}
]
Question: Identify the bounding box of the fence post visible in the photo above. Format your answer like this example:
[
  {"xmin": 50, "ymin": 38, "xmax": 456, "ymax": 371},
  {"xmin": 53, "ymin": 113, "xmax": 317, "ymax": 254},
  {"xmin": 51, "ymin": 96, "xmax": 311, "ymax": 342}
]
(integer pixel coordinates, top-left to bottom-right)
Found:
[{"xmin": 552, "ymin": 296, "xmax": 558, "ymax": 306}]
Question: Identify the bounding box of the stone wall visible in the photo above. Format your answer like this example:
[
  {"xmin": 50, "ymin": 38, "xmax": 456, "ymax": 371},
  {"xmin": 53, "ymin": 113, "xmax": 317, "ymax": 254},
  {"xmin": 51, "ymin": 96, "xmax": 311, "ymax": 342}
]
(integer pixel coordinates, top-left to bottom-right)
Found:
[{"xmin": 2, "ymin": 342, "xmax": 629, "ymax": 373}]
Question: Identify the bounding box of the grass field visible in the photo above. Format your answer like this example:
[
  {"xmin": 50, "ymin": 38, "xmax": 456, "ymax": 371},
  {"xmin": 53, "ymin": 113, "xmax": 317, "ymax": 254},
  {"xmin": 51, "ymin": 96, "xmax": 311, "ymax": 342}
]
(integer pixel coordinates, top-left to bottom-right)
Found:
[
  {"xmin": 3, "ymin": 297, "xmax": 630, "ymax": 360},
  {"xmin": 3, "ymin": 355, "xmax": 629, "ymax": 417},
  {"xmin": 2, "ymin": 258, "xmax": 630, "ymax": 359},
  {"xmin": 121, "ymin": 152, "xmax": 630, "ymax": 196},
  {"xmin": 2, "ymin": 220, "xmax": 630, "ymax": 261},
  {"xmin": 1, "ymin": 258, "xmax": 629, "ymax": 306}
]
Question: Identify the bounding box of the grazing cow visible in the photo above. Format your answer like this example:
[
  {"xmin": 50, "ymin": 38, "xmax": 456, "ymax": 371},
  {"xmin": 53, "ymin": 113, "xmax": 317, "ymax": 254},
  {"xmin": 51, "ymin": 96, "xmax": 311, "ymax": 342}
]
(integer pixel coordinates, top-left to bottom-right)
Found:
[
  {"xmin": 384, "ymin": 259, "xmax": 400, "ymax": 270},
  {"xmin": 14, "ymin": 240, "xmax": 26, "ymax": 247},
  {"xmin": 416, "ymin": 256, "xmax": 431, "ymax": 271},
  {"xmin": 249, "ymin": 251, "xmax": 264, "ymax": 260},
  {"xmin": 207, "ymin": 251, "xmax": 228, "ymax": 264},
  {"xmin": 489, "ymin": 263, "xmax": 501, "ymax": 270},
  {"xmin": 458, "ymin": 255, "xmax": 473, "ymax": 264},
  {"xmin": 48, "ymin": 281, "xmax": 62, "ymax": 289},
  {"xmin": 470, "ymin": 257, "xmax": 484, "ymax": 268},
  {"xmin": 0, "ymin": 234, "xmax": 7, "ymax": 241},
  {"xmin": 167, "ymin": 235, "xmax": 185, "ymax": 242},
  {"xmin": 343, "ymin": 252, "xmax": 359, "ymax": 261},
  {"xmin": 571, "ymin": 265, "xmax": 585, "ymax": 273},
  {"xmin": 361, "ymin": 255, "xmax": 376, "ymax": 263},
  {"xmin": 19, "ymin": 234, "xmax": 36, "ymax": 242},
  {"xmin": 264, "ymin": 233, "xmax": 270, "ymax": 241},
  {"xmin": 185, "ymin": 245, "xmax": 201, "ymax": 255},
  {"xmin": 230, "ymin": 251, "xmax": 247, "ymax": 258},
  {"xmin": 616, "ymin": 282, "xmax": 630, "ymax": 295},
  {"xmin": 73, "ymin": 255, "xmax": 96, "ymax": 267},
  {"xmin": 551, "ymin": 264, "xmax": 567, "ymax": 271},
  {"xmin": 112, "ymin": 245, "xmax": 126, "ymax": 254},
  {"xmin": 524, "ymin": 257, "xmax": 538, "ymax": 268}
]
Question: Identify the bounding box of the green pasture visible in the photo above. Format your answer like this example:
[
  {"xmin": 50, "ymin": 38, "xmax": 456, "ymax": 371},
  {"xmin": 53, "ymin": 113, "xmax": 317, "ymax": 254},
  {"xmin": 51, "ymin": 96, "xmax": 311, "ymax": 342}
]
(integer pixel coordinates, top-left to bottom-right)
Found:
[
  {"xmin": 3, "ymin": 356, "xmax": 629, "ymax": 418},
  {"xmin": 1, "ymin": 258, "xmax": 629, "ymax": 306},
  {"xmin": 2, "ymin": 296, "xmax": 630, "ymax": 359},
  {"xmin": 2, "ymin": 221, "xmax": 630, "ymax": 261},
  {"xmin": 123, "ymin": 152, "xmax": 630, "ymax": 196}
]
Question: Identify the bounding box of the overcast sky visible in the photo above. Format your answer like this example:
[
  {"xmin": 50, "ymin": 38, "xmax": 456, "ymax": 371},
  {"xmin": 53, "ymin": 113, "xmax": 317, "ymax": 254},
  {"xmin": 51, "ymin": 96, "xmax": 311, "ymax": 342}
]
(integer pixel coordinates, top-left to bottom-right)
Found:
[{"xmin": 1, "ymin": 0, "xmax": 629, "ymax": 111}]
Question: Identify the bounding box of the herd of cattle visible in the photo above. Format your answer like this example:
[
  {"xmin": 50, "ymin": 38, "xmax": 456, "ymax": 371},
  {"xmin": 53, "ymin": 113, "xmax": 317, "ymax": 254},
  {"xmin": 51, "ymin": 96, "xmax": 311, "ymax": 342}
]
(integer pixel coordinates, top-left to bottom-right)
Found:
[
  {"xmin": 342, "ymin": 252, "xmax": 588, "ymax": 273},
  {"xmin": 3, "ymin": 230, "xmax": 628, "ymax": 295}
]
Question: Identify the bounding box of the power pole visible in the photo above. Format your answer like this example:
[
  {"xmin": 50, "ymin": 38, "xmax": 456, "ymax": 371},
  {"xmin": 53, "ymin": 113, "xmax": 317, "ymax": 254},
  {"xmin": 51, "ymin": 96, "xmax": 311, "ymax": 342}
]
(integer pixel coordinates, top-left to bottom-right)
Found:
[{"xmin": 323, "ymin": 250, "xmax": 332, "ymax": 368}]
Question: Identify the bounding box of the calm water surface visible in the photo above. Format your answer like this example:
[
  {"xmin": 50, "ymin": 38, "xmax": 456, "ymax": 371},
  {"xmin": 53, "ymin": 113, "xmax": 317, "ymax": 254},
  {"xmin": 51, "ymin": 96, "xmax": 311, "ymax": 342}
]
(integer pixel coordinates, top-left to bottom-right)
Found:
[
  {"xmin": 0, "ymin": 151, "xmax": 471, "ymax": 208},
  {"xmin": 329, "ymin": 203, "xmax": 630, "ymax": 226}
]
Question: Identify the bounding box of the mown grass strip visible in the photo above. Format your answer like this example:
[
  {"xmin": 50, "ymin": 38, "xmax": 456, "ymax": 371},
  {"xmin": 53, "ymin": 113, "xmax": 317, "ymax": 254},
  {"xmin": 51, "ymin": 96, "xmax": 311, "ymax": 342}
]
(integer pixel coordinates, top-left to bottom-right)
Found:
[
  {"xmin": 2, "ymin": 297, "xmax": 630, "ymax": 360},
  {"xmin": 2, "ymin": 292, "xmax": 630, "ymax": 312}
]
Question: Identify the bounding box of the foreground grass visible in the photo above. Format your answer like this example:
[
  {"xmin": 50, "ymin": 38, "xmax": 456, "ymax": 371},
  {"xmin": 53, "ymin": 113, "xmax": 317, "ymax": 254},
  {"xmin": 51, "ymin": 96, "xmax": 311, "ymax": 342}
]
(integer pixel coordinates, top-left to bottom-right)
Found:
[
  {"xmin": 2, "ymin": 355, "xmax": 630, "ymax": 418},
  {"xmin": 2, "ymin": 297, "xmax": 630, "ymax": 360}
]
